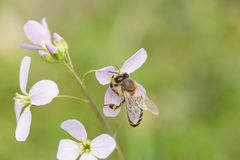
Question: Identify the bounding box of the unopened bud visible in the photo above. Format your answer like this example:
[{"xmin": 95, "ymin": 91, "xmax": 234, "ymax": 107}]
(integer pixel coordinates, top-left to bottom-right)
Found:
[
  {"xmin": 45, "ymin": 43, "xmax": 57, "ymax": 55},
  {"xmin": 53, "ymin": 33, "xmax": 68, "ymax": 60},
  {"xmin": 38, "ymin": 50, "xmax": 58, "ymax": 63},
  {"xmin": 54, "ymin": 33, "xmax": 68, "ymax": 51},
  {"xmin": 53, "ymin": 33, "xmax": 62, "ymax": 42}
]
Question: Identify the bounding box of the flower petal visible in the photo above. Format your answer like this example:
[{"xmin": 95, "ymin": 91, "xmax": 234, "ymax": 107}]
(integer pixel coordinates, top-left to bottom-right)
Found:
[
  {"xmin": 18, "ymin": 43, "xmax": 42, "ymax": 50},
  {"xmin": 95, "ymin": 66, "xmax": 115, "ymax": 85},
  {"xmin": 104, "ymin": 88, "xmax": 122, "ymax": 106},
  {"xmin": 91, "ymin": 134, "xmax": 116, "ymax": 159},
  {"xmin": 14, "ymin": 101, "xmax": 24, "ymax": 121},
  {"xmin": 121, "ymin": 48, "xmax": 147, "ymax": 74},
  {"xmin": 15, "ymin": 107, "xmax": 32, "ymax": 141},
  {"xmin": 41, "ymin": 17, "xmax": 51, "ymax": 41},
  {"xmin": 80, "ymin": 154, "xmax": 97, "ymax": 160},
  {"xmin": 20, "ymin": 56, "xmax": 31, "ymax": 94},
  {"xmin": 103, "ymin": 88, "xmax": 122, "ymax": 117},
  {"xmin": 24, "ymin": 20, "xmax": 50, "ymax": 45},
  {"xmin": 57, "ymin": 139, "xmax": 80, "ymax": 160},
  {"xmin": 61, "ymin": 120, "xmax": 87, "ymax": 141},
  {"xmin": 103, "ymin": 106, "xmax": 121, "ymax": 117},
  {"xmin": 29, "ymin": 80, "xmax": 59, "ymax": 106}
]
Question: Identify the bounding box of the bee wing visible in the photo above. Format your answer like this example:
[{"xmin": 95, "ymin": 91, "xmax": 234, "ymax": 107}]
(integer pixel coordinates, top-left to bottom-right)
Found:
[
  {"xmin": 123, "ymin": 91, "xmax": 143, "ymax": 127},
  {"xmin": 143, "ymin": 96, "xmax": 160, "ymax": 115},
  {"xmin": 135, "ymin": 84, "xmax": 160, "ymax": 115}
]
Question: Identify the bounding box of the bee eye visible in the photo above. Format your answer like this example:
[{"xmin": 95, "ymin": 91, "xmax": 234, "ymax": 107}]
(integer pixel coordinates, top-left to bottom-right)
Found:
[{"xmin": 115, "ymin": 76, "xmax": 123, "ymax": 83}]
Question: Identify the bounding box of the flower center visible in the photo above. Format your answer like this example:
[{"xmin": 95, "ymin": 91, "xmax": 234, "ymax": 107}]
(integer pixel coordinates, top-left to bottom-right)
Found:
[
  {"xmin": 14, "ymin": 93, "xmax": 31, "ymax": 106},
  {"xmin": 79, "ymin": 140, "xmax": 91, "ymax": 154}
]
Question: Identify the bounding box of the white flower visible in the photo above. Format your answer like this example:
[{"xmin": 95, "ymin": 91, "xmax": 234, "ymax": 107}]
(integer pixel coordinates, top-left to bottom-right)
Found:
[
  {"xmin": 14, "ymin": 56, "xmax": 59, "ymax": 141},
  {"xmin": 19, "ymin": 18, "xmax": 67, "ymax": 62},
  {"xmin": 57, "ymin": 120, "xmax": 116, "ymax": 160}
]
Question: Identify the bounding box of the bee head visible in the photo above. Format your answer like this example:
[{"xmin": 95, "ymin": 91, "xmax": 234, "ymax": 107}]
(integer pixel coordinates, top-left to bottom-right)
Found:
[
  {"xmin": 112, "ymin": 72, "xmax": 129, "ymax": 83},
  {"xmin": 113, "ymin": 75, "xmax": 123, "ymax": 83}
]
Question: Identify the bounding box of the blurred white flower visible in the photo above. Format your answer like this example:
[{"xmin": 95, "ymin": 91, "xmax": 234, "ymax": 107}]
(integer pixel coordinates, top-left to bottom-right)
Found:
[
  {"xmin": 19, "ymin": 18, "xmax": 67, "ymax": 62},
  {"xmin": 14, "ymin": 56, "xmax": 59, "ymax": 141},
  {"xmin": 57, "ymin": 119, "xmax": 116, "ymax": 160}
]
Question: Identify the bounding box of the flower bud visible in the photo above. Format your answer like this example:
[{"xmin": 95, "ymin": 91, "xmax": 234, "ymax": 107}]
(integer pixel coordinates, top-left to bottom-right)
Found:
[
  {"xmin": 20, "ymin": 18, "xmax": 69, "ymax": 63},
  {"xmin": 38, "ymin": 50, "xmax": 58, "ymax": 63},
  {"xmin": 53, "ymin": 33, "xmax": 62, "ymax": 42},
  {"xmin": 53, "ymin": 33, "xmax": 68, "ymax": 60},
  {"xmin": 45, "ymin": 43, "xmax": 57, "ymax": 55}
]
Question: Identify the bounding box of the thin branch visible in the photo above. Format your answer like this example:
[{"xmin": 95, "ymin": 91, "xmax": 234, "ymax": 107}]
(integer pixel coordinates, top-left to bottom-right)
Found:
[
  {"xmin": 63, "ymin": 56, "xmax": 125, "ymax": 160},
  {"xmin": 82, "ymin": 69, "xmax": 96, "ymax": 86},
  {"xmin": 56, "ymin": 95, "xmax": 88, "ymax": 103}
]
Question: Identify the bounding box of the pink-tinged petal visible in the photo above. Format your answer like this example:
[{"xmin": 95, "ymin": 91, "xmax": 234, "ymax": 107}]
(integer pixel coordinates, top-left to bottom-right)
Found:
[
  {"xmin": 41, "ymin": 17, "xmax": 52, "ymax": 41},
  {"xmin": 104, "ymin": 88, "xmax": 122, "ymax": 105},
  {"xmin": 91, "ymin": 134, "xmax": 116, "ymax": 159},
  {"xmin": 57, "ymin": 139, "xmax": 80, "ymax": 160},
  {"xmin": 121, "ymin": 48, "xmax": 147, "ymax": 74},
  {"xmin": 20, "ymin": 56, "xmax": 31, "ymax": 94},
  {"xmin": 14, "ymin": 101, "xmax": 24, "ymax": 121},
  {"xmin": 95, "ymin": 66, "xmax": 115, "ymax": 85},
  {"xmin": 15, "ymin": 107, "xmax": 32, "ymax": 141},
  {"xmin": 103, "ymin": 106, "xmax": 121, "ymax": 117},
  {"xmin": 29, "ymin": 80, "xmax": 59, "ymax": 106},
  {"xmin": 24, "ymin": 20, "xmax": 50, "ymax": 45},
  {"xmin": 103, "ymin": 88, "xmax": 122, "ymax": 117},
  {"xmin": 80, "ymin": 154, "xmax": 97, "ymax": 160},
  {"xmin": 45, "ymin": 43, "xmax": 57, "ymax": 54},
  {"xmin": 136, "ymin": 82, "xmax": 146, "ymax": 94},
  {"xmin": 61, "ymin": 120, "xmax": 87, "ymax": 141},
  {"xmin": 18, "ymin": 43, "xmax": 42, "ymax": 50}
]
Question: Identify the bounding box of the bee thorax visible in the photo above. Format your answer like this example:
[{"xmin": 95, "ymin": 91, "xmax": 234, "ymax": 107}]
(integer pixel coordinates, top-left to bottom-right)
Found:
[
  {"xmin": 122, "ymin": 79, "xmax": 136, "ymax": 93},
  {"xmin": 110, "ymin": 73, "xmax": 133, "ymax": 96}
]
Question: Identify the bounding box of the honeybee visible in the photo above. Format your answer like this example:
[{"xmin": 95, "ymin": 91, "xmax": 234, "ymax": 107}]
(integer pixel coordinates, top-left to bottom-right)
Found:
[{"xmin": 106, "ymin": 72, "xmax": 159, "ymax": 127}]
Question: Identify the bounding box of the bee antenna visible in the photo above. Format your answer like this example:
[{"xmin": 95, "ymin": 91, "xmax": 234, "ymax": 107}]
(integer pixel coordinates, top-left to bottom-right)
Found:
[{"xmin": 114, "ymin": 65, "xmax": 120, "ymax": 71}]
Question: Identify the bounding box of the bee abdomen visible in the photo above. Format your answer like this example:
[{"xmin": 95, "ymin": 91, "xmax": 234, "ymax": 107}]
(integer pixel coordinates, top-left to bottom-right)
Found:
[{"xmin": 129, "ymin": 109, "xmax": 143, "ymax": 127}]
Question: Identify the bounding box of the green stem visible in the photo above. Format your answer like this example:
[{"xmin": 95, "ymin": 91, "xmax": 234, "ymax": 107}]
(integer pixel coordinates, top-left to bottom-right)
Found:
[
  {"xmin": 63, "ymin": 59, "xmax": 125, "ymax": 160},
  {"xmin": 65, "ymin": 51, "xmax": 74, "ymax": 68},
  {"xmin": 82, "ymin": 70, "xmax": 96, "ymax": 86},
  {"xmin": 56, "ymin": 95, "xmax": 88, "ymax": 103}
]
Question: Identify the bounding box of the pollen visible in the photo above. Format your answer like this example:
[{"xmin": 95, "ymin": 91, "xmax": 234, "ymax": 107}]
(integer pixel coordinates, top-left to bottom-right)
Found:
[{"xmin": 113, "ymin": 105, "xmax": 117, "ymax": 111}]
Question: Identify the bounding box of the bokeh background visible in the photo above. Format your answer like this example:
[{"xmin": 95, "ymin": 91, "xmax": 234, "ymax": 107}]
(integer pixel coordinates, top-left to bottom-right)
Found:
[{"xmin": 1, "ymin": 0, "xmax": 240, "ymax": 159}]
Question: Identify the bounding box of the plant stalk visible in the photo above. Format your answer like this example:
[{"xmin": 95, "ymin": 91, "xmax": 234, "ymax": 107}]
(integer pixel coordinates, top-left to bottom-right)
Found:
[
  {"xmin": 63, "ymin": 57, "xmax": 125, "ymax": 160},
  {"xmin": 56, "ymin": 95, "xmax": 88, "ymax": 103}
]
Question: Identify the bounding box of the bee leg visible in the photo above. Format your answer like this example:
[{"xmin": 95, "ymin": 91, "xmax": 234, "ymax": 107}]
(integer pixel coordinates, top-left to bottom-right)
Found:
[
  {"xmin": 104, "ymin": 104, "xmax": 119, "ymax": 111},
  {"xmin": 104, "ymin": 99, "xmax": 125, "ymax": 111}
]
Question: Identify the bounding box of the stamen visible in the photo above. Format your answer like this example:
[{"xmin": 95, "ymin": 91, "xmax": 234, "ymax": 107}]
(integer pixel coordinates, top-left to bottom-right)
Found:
[
  {"xmin": 78, "ymin": 140, "xmax": 91, "ymax": 154},
  {"xmin": 14, "ymin": 93, "xmax": 31, "ymax": 106}
]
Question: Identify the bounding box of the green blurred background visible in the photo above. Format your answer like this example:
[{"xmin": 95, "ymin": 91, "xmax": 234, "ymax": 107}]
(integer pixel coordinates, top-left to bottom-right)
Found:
[{"xmin": 1, "ymin": 0, "xmax": 240, "ymax": 159}]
